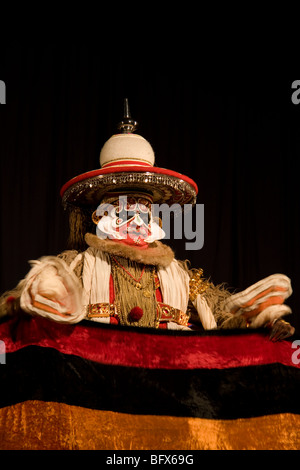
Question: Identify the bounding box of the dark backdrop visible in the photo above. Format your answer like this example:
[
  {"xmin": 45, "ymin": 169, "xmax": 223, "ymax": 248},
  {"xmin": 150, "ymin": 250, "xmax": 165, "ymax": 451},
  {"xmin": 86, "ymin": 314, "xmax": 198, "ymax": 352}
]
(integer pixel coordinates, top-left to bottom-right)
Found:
[{"xmin": 1, "ymin": 46, "xmax": 299, "ymax": 331}]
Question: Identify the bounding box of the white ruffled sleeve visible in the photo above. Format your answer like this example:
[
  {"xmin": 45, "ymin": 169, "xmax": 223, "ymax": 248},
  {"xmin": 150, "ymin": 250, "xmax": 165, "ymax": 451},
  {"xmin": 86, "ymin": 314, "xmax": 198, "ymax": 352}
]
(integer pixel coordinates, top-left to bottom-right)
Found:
[{"xmin": 20, "ymin": 255, "xmax": 86, "ymax": 323}]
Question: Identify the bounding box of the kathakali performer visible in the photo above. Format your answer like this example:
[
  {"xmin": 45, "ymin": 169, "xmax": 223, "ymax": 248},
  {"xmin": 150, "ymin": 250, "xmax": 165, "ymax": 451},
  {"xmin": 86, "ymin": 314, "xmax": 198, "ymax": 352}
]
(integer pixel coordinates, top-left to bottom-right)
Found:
[{"xmin": 0, "ymin": 102, "xmax": 295, "ymax": 341}]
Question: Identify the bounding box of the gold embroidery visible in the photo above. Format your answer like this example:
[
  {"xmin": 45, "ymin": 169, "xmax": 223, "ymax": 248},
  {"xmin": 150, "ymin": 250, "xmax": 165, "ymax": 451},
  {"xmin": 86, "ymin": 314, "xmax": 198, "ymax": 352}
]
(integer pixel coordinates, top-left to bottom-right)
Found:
[
  {"xmin": 157, "ymin": 302, "xmax": 190, "ymax": 327},
  {"xmin": 189, "ymin": 268, "xmax": 210, "ymax": 301},
  {"xmin": 87, "ymin": 303, "xmax": 115, "ymax": 318},
  {"xmin": 87, "ymin": 301, "xmax": 189, "ymax": 327}
]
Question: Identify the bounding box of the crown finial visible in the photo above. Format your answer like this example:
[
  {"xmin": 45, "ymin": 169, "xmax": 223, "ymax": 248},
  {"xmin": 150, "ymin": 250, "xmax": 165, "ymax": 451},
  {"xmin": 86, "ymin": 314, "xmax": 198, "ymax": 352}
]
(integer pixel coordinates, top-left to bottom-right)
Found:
[{"xmin": 117, "ymin": 98, "xmax": 138, "ymax": 133}]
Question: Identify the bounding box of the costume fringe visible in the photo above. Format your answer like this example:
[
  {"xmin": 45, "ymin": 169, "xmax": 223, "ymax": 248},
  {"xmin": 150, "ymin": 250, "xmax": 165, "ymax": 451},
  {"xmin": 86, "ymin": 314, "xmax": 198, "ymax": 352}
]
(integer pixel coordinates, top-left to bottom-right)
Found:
[
  {"xmin": 85, "ymin": 233, "xmax": 174, "ymax": 268},
  {"xmin": 176, "ymin": 261, "xmax": 243, "ymax": 329},
  {"xmin": 203, "ymin": 282, "xmax": 249, "ymax": 329},
  {"xmin": 67, "ymin": 207, "xmax": 94, "ymax": 252},
  {"xmin": 111, "ymin": 257, "xmax": 157, "ymax": 328}
]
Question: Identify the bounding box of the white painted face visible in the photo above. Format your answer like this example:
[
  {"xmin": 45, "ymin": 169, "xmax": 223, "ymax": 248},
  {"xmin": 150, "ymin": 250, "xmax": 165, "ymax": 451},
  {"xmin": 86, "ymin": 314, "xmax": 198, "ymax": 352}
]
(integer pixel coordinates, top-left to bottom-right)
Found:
[{"xmin": 93, "ymin": 195, "xmax": 165, "ymax": 247}]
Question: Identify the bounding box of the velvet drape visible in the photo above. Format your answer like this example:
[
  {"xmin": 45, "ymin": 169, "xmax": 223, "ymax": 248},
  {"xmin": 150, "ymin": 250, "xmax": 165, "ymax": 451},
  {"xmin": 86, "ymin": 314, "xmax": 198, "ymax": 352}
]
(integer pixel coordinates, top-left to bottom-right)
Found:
[{"xmin": 1, "ymin": 316, "xmax": 300, "ymax": 450}]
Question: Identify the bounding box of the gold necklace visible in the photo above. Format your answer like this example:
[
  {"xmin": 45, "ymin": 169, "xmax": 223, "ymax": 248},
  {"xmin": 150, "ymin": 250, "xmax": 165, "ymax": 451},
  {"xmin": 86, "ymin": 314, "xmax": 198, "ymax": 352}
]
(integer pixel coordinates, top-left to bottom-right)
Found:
[{"xmin": 111, "ymin": 256, "xmax": 154, "ymax": 298}]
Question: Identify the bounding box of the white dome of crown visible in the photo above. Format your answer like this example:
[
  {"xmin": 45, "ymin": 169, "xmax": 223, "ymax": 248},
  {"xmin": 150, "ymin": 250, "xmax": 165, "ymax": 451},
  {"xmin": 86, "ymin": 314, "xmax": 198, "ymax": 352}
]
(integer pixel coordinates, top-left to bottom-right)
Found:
[{"xmin": 99, "ymin": 133, "xmax": 155, "ymax": 168}]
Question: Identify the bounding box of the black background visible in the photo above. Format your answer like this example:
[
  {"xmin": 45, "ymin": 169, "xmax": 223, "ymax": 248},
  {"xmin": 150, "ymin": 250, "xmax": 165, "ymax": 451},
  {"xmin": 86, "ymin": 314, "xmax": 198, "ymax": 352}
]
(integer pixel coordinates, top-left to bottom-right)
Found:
[{"xmin": 0, "ymin": 46, "xmax": 299, "ymax": 331}]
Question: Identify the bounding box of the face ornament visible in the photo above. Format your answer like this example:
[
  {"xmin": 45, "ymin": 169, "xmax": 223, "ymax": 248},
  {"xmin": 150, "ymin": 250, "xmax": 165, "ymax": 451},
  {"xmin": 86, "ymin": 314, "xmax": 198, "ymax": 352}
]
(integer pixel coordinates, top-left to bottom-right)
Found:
[{"xmin": 93, "ymin": 195, "xmax": 165, "ymax": 247}]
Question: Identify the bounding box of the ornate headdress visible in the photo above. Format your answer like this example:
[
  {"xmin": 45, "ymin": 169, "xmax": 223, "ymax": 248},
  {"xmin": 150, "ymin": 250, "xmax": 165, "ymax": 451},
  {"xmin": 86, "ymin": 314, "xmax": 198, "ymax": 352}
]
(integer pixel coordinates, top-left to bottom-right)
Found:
[{"xmin": 60, "ymin": 100, "xmax": 198, "ymax": 249}]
